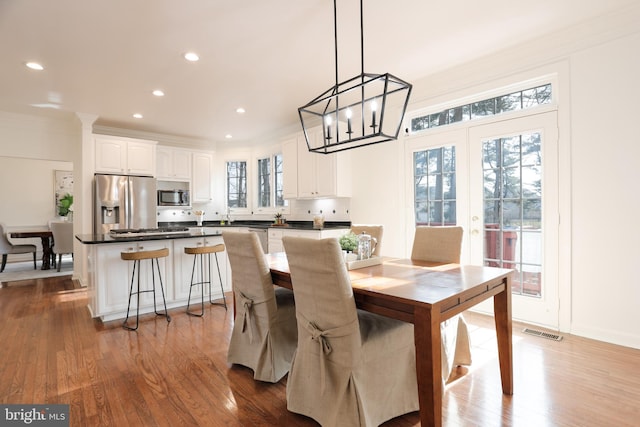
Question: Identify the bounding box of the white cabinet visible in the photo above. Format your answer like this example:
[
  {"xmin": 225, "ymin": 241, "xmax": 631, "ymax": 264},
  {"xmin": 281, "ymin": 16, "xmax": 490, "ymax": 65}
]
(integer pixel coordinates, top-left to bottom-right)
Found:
[
  {"xmin": 95, "ymin": 135, "xmax": 157, "ymax": 176},
  {"xmin": 93, "ymin": 240, "xmax": 172, "ymax": 318},
  {"xmin": 173, "ymin": 235, "xmax": 228, "ymax": 302},
  {"xmin": 282, "ymin": 136, "xmax": 298, "ymax": 199},
  {"xmin": 85, "ymin": 235, "xmax": 231, "ymax": 321},
  {"xmin": 157, "ymin": 147, "xmax": 191, "ymax": 180},
  {"xmin": 295, "ymin": 129, "xmax": 352, "ymax": 199},
  {"xmin": 192, "ymin": 152, "xmax": 214, "ymax": 203},
  {"xmin": 268, "ymin": 228, "xmax": 284, "ymax": 253}
]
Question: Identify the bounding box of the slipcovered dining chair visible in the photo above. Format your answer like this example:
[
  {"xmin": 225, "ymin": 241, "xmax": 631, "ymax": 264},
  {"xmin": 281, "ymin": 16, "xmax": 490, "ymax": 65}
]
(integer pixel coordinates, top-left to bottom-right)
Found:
[
  {"xmin": 411, "ymin": 225, "xmax": 464, "ymax": 264},
  {"xmin": 349, "ymin": 224, "xmax": 383, "ymax": 256},
  {"xmin": 282, "ymin": 236, "xmax": 419, "ymax": 427},
  {"xmin": 0, "ymin": 223, "xmax": 37, "ymax": 272},
  {"xmin": 223, "ymin": 231, "xmax": 297, "ymax": 383},
  {"xmin": 50, "ymin": 221, "xmax": 74, "ymax": 272},
  {"xmin": 411, "ymin": 225, "xmax": 473, "ymax": 380}
]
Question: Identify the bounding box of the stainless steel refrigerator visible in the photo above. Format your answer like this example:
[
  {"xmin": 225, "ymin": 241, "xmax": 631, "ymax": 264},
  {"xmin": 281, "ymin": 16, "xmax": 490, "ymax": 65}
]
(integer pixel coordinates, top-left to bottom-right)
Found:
[{"xmin": 94, "ymin": 174, "xmax": 157, "ymax": 234}]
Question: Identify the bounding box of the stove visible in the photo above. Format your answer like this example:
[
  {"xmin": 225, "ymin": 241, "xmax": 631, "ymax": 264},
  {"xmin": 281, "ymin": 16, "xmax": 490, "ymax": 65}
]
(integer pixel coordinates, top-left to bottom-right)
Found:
[{"xmin": 109, "ymin": 226, "xmax": 191, "ymax": 238}]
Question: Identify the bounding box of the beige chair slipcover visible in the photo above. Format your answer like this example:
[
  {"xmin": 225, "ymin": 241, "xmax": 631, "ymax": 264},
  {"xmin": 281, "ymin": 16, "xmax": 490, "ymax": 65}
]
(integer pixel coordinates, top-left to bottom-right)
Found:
[
  {"xmin": 411, "ymin": 225, "xmax": 464, "ymax": 263},
  {"xmin": 411, "ymin": 225, "xmax": 473, "ymax": 380},
  {"xmin": 0, "ymin": 222, "xmax": 37, "ymax": 272},
  {"xmin": 223, "ymin": 231, "xmax": 297, "ymax": 383},
  {"xmin": 50, "ymin": 221, "xmax": 74, "ymax": 272},
  {"xmin": 349, "ymin": 224, "xmax": 383, "ymax": 257},
  {"xmin": 282, "ymin": 236, "xmax": 419, "ymax": 427}
]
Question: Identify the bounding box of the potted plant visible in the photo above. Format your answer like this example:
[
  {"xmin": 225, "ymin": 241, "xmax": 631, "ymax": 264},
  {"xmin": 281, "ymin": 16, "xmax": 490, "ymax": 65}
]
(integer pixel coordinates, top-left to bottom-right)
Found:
[
  {"xmin": 274, "ymin": 212, "xmax": 285, "ymax": 225},
  {"xmin": 57, "ymin": 193, "xmax": 74, "ymax": 218},
  {"xmin": 339, "ymin": 232, "xmax": 358, "ymax": 253}
]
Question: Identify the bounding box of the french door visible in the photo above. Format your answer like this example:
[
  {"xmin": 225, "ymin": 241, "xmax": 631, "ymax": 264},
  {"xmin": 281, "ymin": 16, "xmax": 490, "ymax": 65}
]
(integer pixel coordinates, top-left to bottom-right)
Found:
[
  {"xmin": 407, "ymin": 111, "xmax": 559, "ymax": 327},
  {"xmin": 468, "ymin": 112, "xmax": 559, "ymax": 327}
]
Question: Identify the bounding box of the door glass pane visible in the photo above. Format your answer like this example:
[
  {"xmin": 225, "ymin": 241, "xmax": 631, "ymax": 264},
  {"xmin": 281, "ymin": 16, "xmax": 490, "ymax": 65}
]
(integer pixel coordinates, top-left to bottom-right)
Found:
[
  {"xmin": 414, "ymin": 146, "xmax": 456, "ymax": 226},
  {"xmin": 482, "ymin": 133, "xmax": 542, "ymax": 298}
]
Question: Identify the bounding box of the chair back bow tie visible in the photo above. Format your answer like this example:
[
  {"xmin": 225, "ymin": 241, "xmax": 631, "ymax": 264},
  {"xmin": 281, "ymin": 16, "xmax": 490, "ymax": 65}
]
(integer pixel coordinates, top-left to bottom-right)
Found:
[
  {"xmin": 237, "ymin": 291, "xmax": 272, "ymax": 343},
  {"xmin": 299, "ymin": 314, "xmax": 358, "ymax": 394}
]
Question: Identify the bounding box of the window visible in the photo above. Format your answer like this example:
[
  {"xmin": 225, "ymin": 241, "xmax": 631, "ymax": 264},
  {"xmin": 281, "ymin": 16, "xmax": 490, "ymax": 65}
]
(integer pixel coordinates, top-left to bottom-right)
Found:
[
  {"xmin": 226, "ymin": 161, "xmax": 247, "ymax": 208},
  {"xmin": 257, "ymin": 153, "xmax": 287, "ymax": 210},
  {"xmin": 274, "ymin": 153, "xmax": 285, "ymax": 207},
  {"xmin": 410, "ymin": 83, "xmax": 552, "ymax": 133},
  {"xmin": 413, "ymin": 146, "xmax": 456, "ymax": 226},
  {"xmin": 257, "ymin": 158, "xmax": 271, "ymax": 208}
]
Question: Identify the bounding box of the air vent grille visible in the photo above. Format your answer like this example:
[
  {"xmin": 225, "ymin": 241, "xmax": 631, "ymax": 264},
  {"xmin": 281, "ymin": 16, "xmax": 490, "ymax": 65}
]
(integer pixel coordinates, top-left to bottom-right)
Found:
[{"xmin": 523, "ymin": 328, "xmax": 563, "ymax": 341}]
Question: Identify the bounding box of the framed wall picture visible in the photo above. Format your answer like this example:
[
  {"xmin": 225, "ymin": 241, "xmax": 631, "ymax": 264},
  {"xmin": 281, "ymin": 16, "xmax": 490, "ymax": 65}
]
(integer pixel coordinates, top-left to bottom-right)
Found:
[{"xmin": 54, "ymin": 170, "xmax": 74, "ymax": 217}]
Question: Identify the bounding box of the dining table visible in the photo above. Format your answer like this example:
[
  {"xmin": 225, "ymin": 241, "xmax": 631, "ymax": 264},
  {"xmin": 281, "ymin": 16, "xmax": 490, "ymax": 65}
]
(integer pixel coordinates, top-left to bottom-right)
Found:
[
  {"xmin": 267, "ymin": 253, "xmax": 514, "ymax": 427},
  {"xmin": 9, "ymin": 229, "xmax": 54, "ymax": 270}
]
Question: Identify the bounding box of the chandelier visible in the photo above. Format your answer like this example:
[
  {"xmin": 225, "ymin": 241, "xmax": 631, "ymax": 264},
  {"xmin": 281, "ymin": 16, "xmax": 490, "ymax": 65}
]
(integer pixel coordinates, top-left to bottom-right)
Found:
[{"xmin": 298, "ymin": 0, "xmax": 412, "ymax": 154}]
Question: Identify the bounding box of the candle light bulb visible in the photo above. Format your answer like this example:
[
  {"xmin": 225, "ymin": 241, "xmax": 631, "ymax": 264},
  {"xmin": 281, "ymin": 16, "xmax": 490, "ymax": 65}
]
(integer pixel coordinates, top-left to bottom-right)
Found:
[
  {"xmin": 325, "ymin": 115, "xmax": 332, "ymax": 141},
  {"xmin": 370, "ymin": 100, "xmax": 378, "ymax": 131},
  {"xmin": 345, "ymin": 108, "xmax": 353, "ymax": 137}
]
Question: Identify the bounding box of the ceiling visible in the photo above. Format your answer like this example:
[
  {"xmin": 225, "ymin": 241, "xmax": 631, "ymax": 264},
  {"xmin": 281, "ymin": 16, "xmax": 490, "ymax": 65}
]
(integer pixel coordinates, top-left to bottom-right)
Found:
[{"xmin": 0, "ymin": 0, "xmax": 634, "ymax": 144}]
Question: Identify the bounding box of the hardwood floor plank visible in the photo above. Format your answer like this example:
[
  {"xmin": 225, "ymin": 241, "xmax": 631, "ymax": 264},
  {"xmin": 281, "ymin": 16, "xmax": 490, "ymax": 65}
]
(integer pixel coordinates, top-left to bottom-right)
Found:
[{"xmin": 1, "ymin": 276, "xmax": 639, "ymax": 426}]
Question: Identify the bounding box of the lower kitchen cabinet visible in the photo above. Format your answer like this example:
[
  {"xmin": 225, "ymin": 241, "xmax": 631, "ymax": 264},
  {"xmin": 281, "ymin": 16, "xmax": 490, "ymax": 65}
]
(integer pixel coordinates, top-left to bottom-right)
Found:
[
  {"xmin": 173, "ymin": 235, "xmax": 227, "ymax": 303},
  {"xmin": 92, "ymin": 240, "xmax": 172, "ymax": 319},
  {"xmin": 85, "ymin": 235, "xmax": 228, "ymax": 321}
]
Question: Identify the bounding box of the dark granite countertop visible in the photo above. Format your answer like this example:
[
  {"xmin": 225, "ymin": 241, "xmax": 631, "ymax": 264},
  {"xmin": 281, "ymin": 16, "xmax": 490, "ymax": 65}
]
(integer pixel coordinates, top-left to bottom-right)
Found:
[
  {"xmin": 75, "ymin": 229, "xmax": 222, "ymax": 245},
  {"xmin": 158, "ymin": 220, "xmax": 351, "ymax": 230}
]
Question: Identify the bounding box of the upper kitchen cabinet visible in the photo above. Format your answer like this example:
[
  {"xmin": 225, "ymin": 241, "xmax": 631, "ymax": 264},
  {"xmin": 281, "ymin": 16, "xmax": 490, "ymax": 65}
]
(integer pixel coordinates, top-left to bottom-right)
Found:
[
  {"xmin": 95, "ymin": 135, "xmax": 157, "ymax": 176},
  {"xmin": 296, "ymin": 128, "xmax": 351, "ymax": 198},
  {"xmin": 192, "ymin": 151, "xmax": 214, "ymax": 203},
  {"xmin": 157, "ymin": 146, "xmax": 191, "ymax": 180}
]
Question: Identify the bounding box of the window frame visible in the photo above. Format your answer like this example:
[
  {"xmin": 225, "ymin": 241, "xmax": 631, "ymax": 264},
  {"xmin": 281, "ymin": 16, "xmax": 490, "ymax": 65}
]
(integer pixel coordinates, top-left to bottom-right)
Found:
[
  {"xmin": 254, "ymin": 150, "xmax": 289, "ymax": 215},
  {"xmin": 225, "ymin": 159, "xmax": 250, "ymax": 214}
]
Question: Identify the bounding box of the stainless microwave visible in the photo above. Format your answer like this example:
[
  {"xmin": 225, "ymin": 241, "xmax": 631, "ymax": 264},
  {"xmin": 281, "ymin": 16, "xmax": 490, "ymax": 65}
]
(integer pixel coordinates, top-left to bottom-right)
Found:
[{"xmin": 157, "ymin": 189, "xmax": 190, "ymax": 206}]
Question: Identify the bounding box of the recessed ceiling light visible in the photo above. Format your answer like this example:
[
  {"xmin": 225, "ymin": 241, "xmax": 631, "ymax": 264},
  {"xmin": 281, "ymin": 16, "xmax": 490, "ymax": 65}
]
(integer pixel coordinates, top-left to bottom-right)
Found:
[
  {"xmin": 236, "ymin": 107, "xmax": 246, "ymax": 114},
  {"xmin": 133, "ymin": 113, "xmax": 143, "ymax": 119},
  {"xmin": 26, "ymin": 62, "xmax": 44, "ymax": 71},
  {"xmin": 184, "ymin": 52, "xmax": 199, "ymax": 62},
  {"xmin": 225, "ymin": 134, "xmax": 233, "ymax": 139},
  {"xmin": 152, "ymin": 89, "xmax": 165, "ymax": 97}
]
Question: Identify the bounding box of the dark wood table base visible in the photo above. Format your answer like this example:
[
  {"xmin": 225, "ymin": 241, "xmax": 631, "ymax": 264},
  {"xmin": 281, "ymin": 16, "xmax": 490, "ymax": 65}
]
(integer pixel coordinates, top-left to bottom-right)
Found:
[{"xmin": 9, "ymin": 230, "xmax": 54, "ymax": 270}]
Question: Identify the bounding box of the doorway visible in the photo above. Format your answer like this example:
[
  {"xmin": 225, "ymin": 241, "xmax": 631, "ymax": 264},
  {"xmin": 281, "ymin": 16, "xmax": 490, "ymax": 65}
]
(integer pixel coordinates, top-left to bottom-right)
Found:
[
  {"xmin": 407, "ymin": 111, "xmax": 559, "ymax": 327},
  {"xmin": 468, "ymin": 112, "xmax": 559, "ymax": 327}
]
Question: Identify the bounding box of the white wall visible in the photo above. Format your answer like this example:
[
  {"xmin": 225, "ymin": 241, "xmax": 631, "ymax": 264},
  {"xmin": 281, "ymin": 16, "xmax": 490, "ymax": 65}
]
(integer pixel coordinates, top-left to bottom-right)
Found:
[
  {"xmin": 569, "ymin": 32, "xmax": 640, "ymax": 347},
  {"xmin": 0, "ymin": 110, "xmax": 79, "ymax": 261}
]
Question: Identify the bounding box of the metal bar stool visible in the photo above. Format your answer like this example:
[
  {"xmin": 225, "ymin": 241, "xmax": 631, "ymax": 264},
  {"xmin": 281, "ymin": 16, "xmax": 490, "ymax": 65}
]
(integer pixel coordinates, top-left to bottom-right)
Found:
[
  {"xmin": 121, "ymin": 248, "xmax": 171, "ymax": 331},
  {"xmin": 184, "ymin": 243, "xmax": 227, "ymax": 316}
]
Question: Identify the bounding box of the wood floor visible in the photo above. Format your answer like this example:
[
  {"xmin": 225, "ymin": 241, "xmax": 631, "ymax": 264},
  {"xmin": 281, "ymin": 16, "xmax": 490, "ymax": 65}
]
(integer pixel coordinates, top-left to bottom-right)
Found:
[{"xmin": 1, "ymin": 275, "xmax": 639, "ymax": 426}]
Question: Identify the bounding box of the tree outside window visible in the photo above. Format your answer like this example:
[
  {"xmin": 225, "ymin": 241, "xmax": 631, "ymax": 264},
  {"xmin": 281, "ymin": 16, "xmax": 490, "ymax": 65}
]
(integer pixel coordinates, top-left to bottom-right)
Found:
[{"xmin": 227, "ymin": 161, "xmax": 247, "ymax": 208}]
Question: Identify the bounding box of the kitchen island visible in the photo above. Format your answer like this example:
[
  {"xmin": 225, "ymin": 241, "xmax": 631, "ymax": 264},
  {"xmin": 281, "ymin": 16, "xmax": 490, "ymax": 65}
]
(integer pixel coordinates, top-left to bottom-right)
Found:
[{"xmin": 76, "ymin": 227, "xmax": 232, "ymax": 321}]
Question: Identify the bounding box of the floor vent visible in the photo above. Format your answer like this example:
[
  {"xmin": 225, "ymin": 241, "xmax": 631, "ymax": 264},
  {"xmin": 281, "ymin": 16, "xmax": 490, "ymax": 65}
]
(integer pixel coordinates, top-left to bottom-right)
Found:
[{"xmin": 522, "ymin": 328, "xmax": 563, "ymax": 341}]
